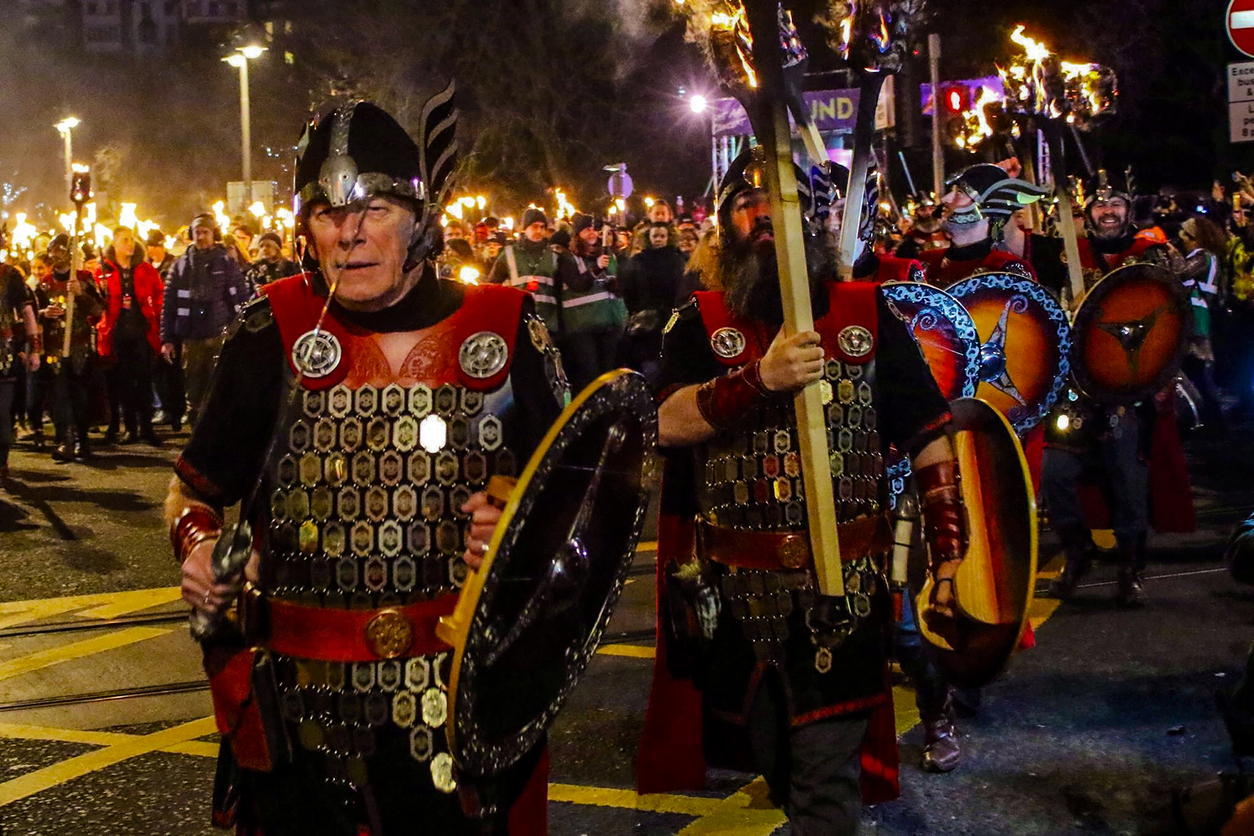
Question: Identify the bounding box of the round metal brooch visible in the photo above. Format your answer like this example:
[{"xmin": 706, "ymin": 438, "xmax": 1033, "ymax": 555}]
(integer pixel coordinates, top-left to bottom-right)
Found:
[
  {"xmin": 291, "ymin": 329, "xmax": 342, "ymax": 378},
  {"xmin": 459, "ymin": 331, "xmax": 509, "ymax": 379},
  {"xmin": 710, "ymin": 327, "xmax": 747, "ymax": 360},
  {"xmin": 837, "ymin": 325, "xmax": 874, "ymax": 358}
]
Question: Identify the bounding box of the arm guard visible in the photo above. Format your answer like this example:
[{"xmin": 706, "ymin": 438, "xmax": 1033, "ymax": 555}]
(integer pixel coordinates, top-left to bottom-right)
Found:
[
  {"xmin": 915, "ymin": 459, "xmax": 967, "ymax": 571},
  {"xmin": 695, "ymin": 360, "xmax": 773, "ymax": 430},
  {"xmin": 171, "ymin": 505, "xmax": 224, "ymax": 565}
]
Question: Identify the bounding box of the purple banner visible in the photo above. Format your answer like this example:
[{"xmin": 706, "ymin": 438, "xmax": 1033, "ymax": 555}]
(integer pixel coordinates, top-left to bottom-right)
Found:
[{"xmin": 712, "ymin": 89, "xmax": 862, "ymax": 138}]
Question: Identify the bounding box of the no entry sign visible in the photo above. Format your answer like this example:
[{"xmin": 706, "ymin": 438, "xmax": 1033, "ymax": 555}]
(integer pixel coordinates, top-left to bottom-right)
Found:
[{"xmin": 1230, "ymin": 0, "xmax": 1254, "ymax": 58}]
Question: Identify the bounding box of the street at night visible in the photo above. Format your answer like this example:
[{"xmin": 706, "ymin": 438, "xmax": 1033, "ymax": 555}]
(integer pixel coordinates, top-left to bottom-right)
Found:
[
  {"xmin": 6, "ymin": 1, "xmax": 1254, "ymax": 834},
  {"xmin": 0, "ymin": 421, "xmax": 1247, "ymax": 835}
]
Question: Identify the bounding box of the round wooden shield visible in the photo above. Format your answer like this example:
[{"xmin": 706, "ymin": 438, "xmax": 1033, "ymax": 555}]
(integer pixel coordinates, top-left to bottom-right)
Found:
[
  {"xmin": 881, "ymin": 281, "xmax": 980, "ymax": 401},
  {"xmin": 1070, "ymin": 263, "xmax": 1192, "ymax": 405},
  {"xmin": 947, "ymin": 272, "xmax": 1072, "ymax": 435},
  {"xmin": 915, "ymin": 397, "xmax": 1037, "ymax": 690},
  {"xmin": 436, "ymin": 370, "xmax": 657, "ymax": 778}
]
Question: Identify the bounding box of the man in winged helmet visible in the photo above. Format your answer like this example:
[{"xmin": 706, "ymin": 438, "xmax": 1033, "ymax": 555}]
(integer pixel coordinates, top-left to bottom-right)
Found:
[
  {"xmin": 920, "ymin": 162, "xmax": 1046, "ymax": 289},
  {"xmin": 637, "ymin": 149, "xmax": 966, "ymax": 834},
  {"xmin": 165, "ymin": 95, "xmax": 564, "ymax": 835}
]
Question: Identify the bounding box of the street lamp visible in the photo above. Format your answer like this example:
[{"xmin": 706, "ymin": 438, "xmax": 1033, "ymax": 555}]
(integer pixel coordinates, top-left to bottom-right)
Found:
[
  {"xmin": 223, "ymin": 44, "xmax": 267, "ymax": 206},
  {"xmin": 54, "ymin": 117, "xmax": 81, "ymax": 202},
  {"xmin": 689, "ymin": 94, "xmax": 708, "ymax": 114}
]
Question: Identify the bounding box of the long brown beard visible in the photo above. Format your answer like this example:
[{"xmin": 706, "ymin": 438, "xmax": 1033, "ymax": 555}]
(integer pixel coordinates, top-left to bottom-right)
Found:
[{"xmin": 720, "ymin": 232, "xmax": 836, "ymax": 325}]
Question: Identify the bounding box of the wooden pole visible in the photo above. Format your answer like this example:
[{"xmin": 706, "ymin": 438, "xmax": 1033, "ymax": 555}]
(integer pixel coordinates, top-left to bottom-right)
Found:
[
  {"xmin": 1045, "ymin": 126, "xmax": 1086, "ymax": 308},
  {"xmin": 746, "ymin": 2, "xmax": 844, "ymax": 599},
  {"xmin": 929, "ymin": 33, "xmax": 944, "ymax": 199}
]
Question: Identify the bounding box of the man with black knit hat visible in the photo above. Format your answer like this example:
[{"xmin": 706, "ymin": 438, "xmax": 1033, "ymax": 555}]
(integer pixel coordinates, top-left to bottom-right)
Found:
[
  {"xmin": 919, "ymin": 163, "xmax": 1045, "ymax": 289},
  {"xmin": 160, "ymin": 212, "xmax": 248, "ymax": 427},
  {"xmin": 244, "ymin": 231, "xmax": 298, "ymax": 293},
  {"xmin": 165, "ymin": 95, "xmax": 560, "ymax": 836},
  {"xmin": 487, "ymin": 207, "xmax": 591, "ymax": 370}
]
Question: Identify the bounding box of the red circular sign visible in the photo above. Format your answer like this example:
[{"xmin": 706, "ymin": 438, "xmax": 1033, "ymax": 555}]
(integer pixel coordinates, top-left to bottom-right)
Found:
[{"xmin": 1230, "ymin": 0, "xmax": 1254, "ymax": 58}]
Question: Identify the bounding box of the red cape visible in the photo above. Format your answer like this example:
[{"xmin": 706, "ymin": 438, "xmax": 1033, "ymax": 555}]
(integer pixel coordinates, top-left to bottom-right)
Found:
[{"xmin": 635, "ymin": 464, "xmax": 901, "ymax": 804}]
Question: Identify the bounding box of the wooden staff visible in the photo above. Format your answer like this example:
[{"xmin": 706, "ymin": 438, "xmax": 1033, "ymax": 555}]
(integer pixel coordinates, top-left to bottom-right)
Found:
[
  {"xmin": 745, "ymin": 1, "xmax": 844, "ymax": 598},
  {"xmin": 62, "ymin": 181, "xmax": 89, "ymax": 359},
  {"xmin": 1043, "ymin": 124, "xmax": 1086, "ymax": 309}
]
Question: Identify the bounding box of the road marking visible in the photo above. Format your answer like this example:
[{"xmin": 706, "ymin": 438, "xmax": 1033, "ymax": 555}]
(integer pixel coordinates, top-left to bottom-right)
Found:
[
  {"xmin": 0, "ymin": 716, "xmax": 217, "ymax": 807},
  {"xmin": 676, "ymin": 778, "xmax": 787, "ymax": 835},
  {"xmin": 0, "ymin": 627, "xmax": 171, "ymax": 682},
  {"xmin": 0, "ymin": 588, "xmax": 181, "ymax": 630},
  {"xmin": 597, "ymin": 644, "xmax": 655, "ymax": 659},
  {"xmin": 549, "ymin": 783, "xmax": 721, "ymax": 817},
  {"xmin": 637, "ymin": 541, "xmax": 658, "ymax": 552}
]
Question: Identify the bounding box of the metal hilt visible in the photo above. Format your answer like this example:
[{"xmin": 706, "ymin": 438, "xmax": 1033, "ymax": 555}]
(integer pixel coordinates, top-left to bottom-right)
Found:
[{"xmin": 189, "ymin": 521, "xmax": 254, "ymax": 643}]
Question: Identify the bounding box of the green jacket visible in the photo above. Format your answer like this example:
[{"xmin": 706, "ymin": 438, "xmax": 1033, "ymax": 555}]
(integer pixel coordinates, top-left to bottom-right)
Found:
[{"xmin": 561, "ymin": 253, "xmax": 626, "ymax": 333}]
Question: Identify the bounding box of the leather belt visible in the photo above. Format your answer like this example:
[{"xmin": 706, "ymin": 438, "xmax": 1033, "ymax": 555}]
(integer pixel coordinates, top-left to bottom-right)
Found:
[
  {"xmin": 242, "ymin": 586, "xmax": 458, "ymax": 662},
  {"xmin": 697, "ymin": 514, "xmax": 892, "ymax": 572}
]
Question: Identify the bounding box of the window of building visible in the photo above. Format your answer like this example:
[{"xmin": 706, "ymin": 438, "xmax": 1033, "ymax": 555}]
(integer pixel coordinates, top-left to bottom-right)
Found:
[{"xmin": 86, "ymin": 2, "xmax": 98, "ymax": 14}]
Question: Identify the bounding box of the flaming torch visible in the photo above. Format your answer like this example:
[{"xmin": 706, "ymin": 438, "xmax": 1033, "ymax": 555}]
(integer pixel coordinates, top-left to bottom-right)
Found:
[
  {"xmin": 997, "ymin": 25, "xmax": 1118, "ymax": 307},
  {"xmin": 816, "ymin": 1, "xmax": 930, "ymax": 276}
]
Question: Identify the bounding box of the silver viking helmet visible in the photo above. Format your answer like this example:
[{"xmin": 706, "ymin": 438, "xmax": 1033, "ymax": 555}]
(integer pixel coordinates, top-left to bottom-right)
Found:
[
  {"xmin": 293, "ymin": 83, "xmax": 459, "ymax": 272},
  {"xmin": 944, "ymin": 163, "xmax": 1047, "ymax": 230}
]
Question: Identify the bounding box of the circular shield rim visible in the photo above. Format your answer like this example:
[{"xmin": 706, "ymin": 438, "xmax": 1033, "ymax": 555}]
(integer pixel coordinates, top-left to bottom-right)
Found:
[
  {"xmin": 881, "ymin": 281, "xmax": 981, "ymax": 400},
  {"xmin": 440, "ymin": 369, "xmax": 657, "ymax": 777},
  {"xmin": 914, "ymin": 396, "xmax": 1038, "ymax": 689},
  {"xmin": 946, "ymin": 271, "xmax": 1072, "ymax": 434},
  {"xmin": 1069, "ymin": 263, "xmax": 1192, "ymax": 406}
]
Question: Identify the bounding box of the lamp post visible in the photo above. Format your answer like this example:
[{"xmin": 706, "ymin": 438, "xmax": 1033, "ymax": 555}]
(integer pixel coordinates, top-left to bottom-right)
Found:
[
  {"xmin": 223, "ymin": 44, "xmax": 266, "ymax": 207},
  {"xmin": 54, "ymin": 117, "xmax": 80, "ymax": 204}
]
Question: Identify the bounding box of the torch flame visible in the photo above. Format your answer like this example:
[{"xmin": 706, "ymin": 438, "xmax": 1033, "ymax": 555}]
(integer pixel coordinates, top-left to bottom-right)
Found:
[
  {"xmin": 1010, "ymin": 25, "xmax": 1050, "ymax": 62},
  {"xmin": 955, "ymin": 85, "xmax": 1000, "ymax": 150},
  {"xmin": 869, "ymin": 8, "xmax": 890, "ymax": 53}
]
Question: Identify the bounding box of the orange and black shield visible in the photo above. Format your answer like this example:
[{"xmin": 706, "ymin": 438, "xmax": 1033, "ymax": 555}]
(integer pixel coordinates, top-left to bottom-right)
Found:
[
  {"xmin": 916, "ymin": 398, "xmax": 1037, "ymax": 689},
  {"xmin": 1070, "ymin": 263, "xmax": 1192, "ymax": 405},
  {"xmin": 947, "ymin": 272, "xmax": 1071, "ymax": 435},
  {"xmin": 881, "ymin": 282, "xmax": 980, "ymax": 401}
]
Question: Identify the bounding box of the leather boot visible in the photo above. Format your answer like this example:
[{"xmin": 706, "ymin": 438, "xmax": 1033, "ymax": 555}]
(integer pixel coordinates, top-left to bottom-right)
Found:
[
  {"xmin": 920, "ymin": 700, "xmax": 963, "ymax": 773},
  {"xmin": 1115, "ymin": 534, "xmax": 1147, "ymax": 608},
  {"xmin": 1049, "ymin": 526, "xmax": 1094, "ymax": 599},
  {"xmin": 51, "ymin": 428, "xmax": 76, "ymax": 463}
]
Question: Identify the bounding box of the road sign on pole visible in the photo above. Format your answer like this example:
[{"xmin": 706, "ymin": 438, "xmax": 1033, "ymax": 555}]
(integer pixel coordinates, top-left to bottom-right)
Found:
[
  {"xmin": 1230, "ymin": 0, "xmax": 1254, "ymax": 58},
  {"xmin": 1229, "ymin": 61, "xmax": 1254, "ymax": 142}
]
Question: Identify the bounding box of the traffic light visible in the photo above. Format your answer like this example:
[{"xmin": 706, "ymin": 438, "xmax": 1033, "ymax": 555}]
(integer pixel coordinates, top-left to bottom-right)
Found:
[
  {"xmin": 942, "ymin": 84, "xmax": 969, "ymax": 115},
  {"xmin": 941, "ymin": 84, "xmax": 971, "ymax": 148}
]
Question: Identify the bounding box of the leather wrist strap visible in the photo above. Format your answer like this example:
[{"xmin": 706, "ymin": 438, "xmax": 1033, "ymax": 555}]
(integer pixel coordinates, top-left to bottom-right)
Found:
[
  {"xmin": 696, "ymin": 361, "xmax": 773, "ymax": 430},
  {"xmin": 915, "ymin": 460, "xmax": 967, "ymax": 570},
  {"xmin": 172, "ymin": 505, "xmax": 224, "ymax": 565},
  {"xmin": 27, "ymin": 333, "xmax": 42, "ymax": 355}
]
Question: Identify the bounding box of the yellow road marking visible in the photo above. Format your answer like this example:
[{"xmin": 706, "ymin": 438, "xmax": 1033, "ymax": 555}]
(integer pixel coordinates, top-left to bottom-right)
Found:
[
  {"xmin": 637, "ymin": 541, "xmax": 658, "ymax": 552},
  {"xmin": 549, "ymin": 784, "xmax": 722, "ymax": 817},
  {"xmin": 0, "ymin": 716, "xmax": 217, "ymax": 807},
  {"xmin": 0, "ymin": 627, "xmax": 171, "ymax": 682},
  {"xmin": 892, "ymin": 685, "xmax": 921, "ymax": 736},
  {"xmin": 676, "ymin": 777, "xmax": 786, "ymax": 835},
  {"xmin": 0, "ymin": 587, "xmax": 182, "ymax": 630},
  {"xmin": 597, "ymin": 644, "xmax": 655, "ymax": 659}
]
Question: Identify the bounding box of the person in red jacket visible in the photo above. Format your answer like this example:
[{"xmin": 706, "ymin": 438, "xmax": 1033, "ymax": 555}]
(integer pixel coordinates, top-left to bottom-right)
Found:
[
  {"xmin": 919, "ymin": 163, "xmax": 1046, "ymax": 288},
  {"xmin": 97, "ymin": 226, "xmax": 164, "ymax": 445}
]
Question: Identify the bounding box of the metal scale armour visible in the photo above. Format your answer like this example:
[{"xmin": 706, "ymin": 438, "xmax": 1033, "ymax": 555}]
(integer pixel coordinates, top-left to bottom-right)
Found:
[
  {"xmin": 254, "ymin": 277, "xmax": 541, "ymax": 792},
  {"xmin": 698, "ymin": 356, "xmax": 885, "ymax": 531}
]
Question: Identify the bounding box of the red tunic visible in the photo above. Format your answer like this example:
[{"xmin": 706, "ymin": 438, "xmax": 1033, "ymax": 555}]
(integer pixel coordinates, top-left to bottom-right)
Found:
[{"xmin": 919, "ymin": 244, "xmax": 1036, "ymax": 289}]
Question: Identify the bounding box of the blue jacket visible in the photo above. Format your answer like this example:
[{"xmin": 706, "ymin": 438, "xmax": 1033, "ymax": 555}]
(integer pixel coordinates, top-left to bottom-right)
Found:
[{"xmin": 161, "ymin": 244, "xmax": 248, "ymax": 342}]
